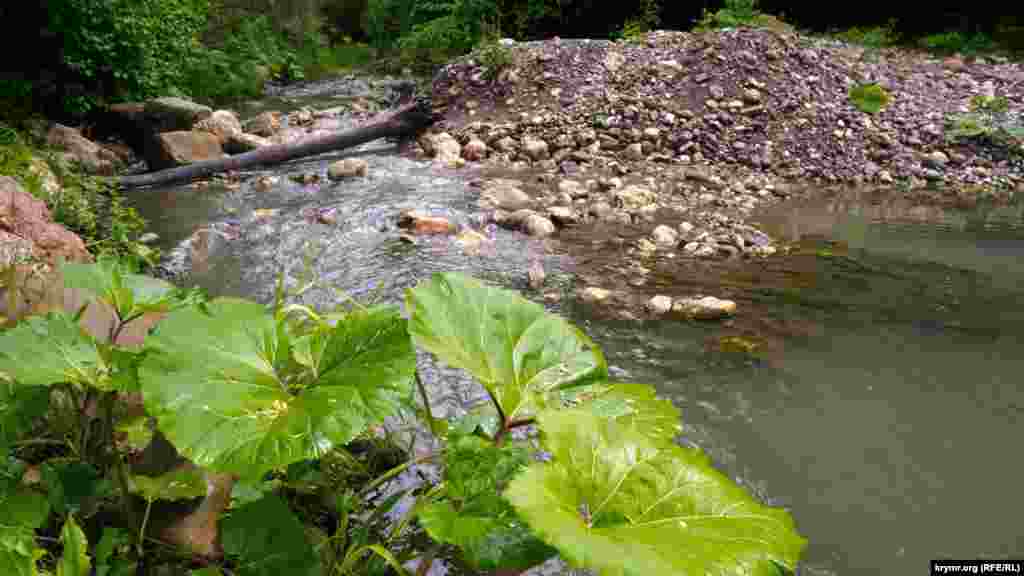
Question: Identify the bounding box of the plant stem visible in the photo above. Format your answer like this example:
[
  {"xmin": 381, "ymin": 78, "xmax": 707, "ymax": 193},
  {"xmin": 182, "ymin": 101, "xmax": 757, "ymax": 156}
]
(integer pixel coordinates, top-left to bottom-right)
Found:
[
  {"xmin": 482, "ymin": 387, "xmax": 507, "ymax": 444},
  {"xmin": 507, "ymin": 417, "xmax": 536, "ymax": 429},
  {"xmin": 137, "ymin": 499, "xmax": 153, "ymax": 558},
  {"xmin": 414, "ymin": 370, "xmax": 439, "ymax": 435},
  {"xmin": 358, "ymin": 453, "xmax": 436, "ymax": 497}
]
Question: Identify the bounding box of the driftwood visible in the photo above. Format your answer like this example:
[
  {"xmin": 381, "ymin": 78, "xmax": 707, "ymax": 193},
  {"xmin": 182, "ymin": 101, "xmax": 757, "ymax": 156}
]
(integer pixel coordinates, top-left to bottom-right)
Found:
[{"xmin": 116, "ymin": 96, "xmax": 435, "ymax": 189}]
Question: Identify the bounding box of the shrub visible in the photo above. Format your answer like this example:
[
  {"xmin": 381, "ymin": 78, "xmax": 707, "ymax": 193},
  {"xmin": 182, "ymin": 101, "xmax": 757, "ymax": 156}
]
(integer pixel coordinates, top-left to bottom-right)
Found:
[
  {"xmin": 919, "ymin": 31, "xmax": 996, "ymax": 56},
  {"xmin": 848, "ymin": 83, "xmax": 892, "ymax": 114},
  {"xmin": 945, "ymin": 95, "xmax": 1024, "ymax": 156},
  {"xmin": 834, "ymin": 19, "xmax": 901, "ymax": 48},
  {"xmin": 47, "ymin": 0, "xmax": 210, "ymax": 114}
]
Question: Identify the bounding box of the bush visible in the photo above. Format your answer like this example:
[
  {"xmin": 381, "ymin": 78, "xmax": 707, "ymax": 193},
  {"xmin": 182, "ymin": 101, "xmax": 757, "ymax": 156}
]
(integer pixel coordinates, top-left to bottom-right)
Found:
[
  {"xmin": 834, "ymin": 19, "xmax": 901, "ymax": 48},
  {"xmin": 47, "ymin": 0, "xmax": 210, "ymax": 114},
  {"xmin": 919, "ymin": 31, "xmax": 996, "ymax": 56}
]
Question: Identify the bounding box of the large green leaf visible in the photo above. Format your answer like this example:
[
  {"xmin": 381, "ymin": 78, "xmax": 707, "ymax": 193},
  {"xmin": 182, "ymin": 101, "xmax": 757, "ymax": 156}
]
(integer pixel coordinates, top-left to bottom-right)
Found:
[
  {"xmin": 505, "ymin": 410, "xmax": 807, "ymax": 576},
  {"xmin": 407, "ymin": 273, "xmax": 606, "ymax": 421},
  {"xmin": 418, "ymin": 435, "xmax": 556, "ymax": 571},
  {"xmin": 221, "ymin": 494, "xmax": 321, "ymax": 576},
  {"xmin": 56, "ymin": 515, "xmax": 90, "ymax": 576},
  {"xmin": 140, "ymin": 298, "xmax": 415, "ymax": 479},
  {"xmin": 60, "ymin": 261, "xmax": 177, "ymax": 318},
  {"xmin": 0, "ymin": 385, "xmax": 49, "ymax": 453},
  {"xmin": 0, "ymin": 314, "xmax": 103, "ymax": 388},
  {"xmin": 559, "ymin": 382, "xmax": 682, "ymax": 444},
  {"xmin": 130, "ymin": 467, "xmax": 207, "ymax": 502}
]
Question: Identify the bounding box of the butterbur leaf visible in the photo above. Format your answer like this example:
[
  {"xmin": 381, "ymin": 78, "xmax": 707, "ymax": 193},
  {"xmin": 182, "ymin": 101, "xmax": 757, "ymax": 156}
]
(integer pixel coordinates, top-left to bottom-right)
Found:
[
  {"xmin": 0, "ymin": 314, "xmax": 103, "ymax": 388},
  {"xmin": 56, "ymin": 515, "xmax": 90, "ymax": 576},
  {"xmin": 0, "ymin": 384, "xmax": 49, "ymax": 453},
  {"xmin": 418, "ymin": 436, "xmax": 556, "ymax": 571},
  {"xmin": 559, "ymin": 382, "xmax": 682, "ymax": 443},
  {"xmin": 505, "ymin": 410, "xmax": 807, "ymax": 576},
  {"xmin": 140, "ymin": 298, "xmax": 415, "ymax": 479},
  {"xmin": 41, "ymin": 461, "xmax": 102, "ymax": 515},
  {"xmin": 407, "ymin": 273, "xmax": 606, "ymax": 421},
  {"xmin": 130, "ymin": 467, "xmax": 207, "ymax": 502},
  {"xmin": 60, "ymin": 262, "xmax": 177, "ymax": 318},
  {"xmin": 221, "ymin": 494, "xmax": 321, "ymax": 576}
]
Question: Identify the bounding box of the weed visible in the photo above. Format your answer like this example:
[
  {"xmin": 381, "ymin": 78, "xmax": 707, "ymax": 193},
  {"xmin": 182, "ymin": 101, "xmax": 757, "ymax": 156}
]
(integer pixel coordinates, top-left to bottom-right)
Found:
[{"xmin": 848, "ymin": 83, "xmax": 892, "ymax": 115}]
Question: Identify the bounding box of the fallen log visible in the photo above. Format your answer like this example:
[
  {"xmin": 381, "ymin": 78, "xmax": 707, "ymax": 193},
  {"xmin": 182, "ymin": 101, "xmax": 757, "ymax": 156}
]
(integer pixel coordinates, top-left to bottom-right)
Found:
[{"xmin": 116, "ymin": 96, "xmax": 435, "ymax": 189}]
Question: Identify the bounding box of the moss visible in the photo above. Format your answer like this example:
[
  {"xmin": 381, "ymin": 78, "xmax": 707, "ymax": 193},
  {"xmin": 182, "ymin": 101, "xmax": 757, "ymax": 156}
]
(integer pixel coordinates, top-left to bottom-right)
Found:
[{"xmin": 848, "ymin": 83, "xmax": 891, "ymax": 115}]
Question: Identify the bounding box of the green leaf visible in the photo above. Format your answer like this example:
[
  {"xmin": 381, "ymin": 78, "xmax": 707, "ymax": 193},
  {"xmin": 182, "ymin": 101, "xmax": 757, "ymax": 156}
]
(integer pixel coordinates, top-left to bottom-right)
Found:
[
  {"xmin": 505, "ymin": 410, "xmax": 807, "ymax": 576},
  {"xmin": 60, "ymin": 261, "xmax": 177, "ymax": 319},
  {"xmin": 0, "ymin": 472, "xmax": 50, "ymax": 576},
  {"xmin": 41, "ymin": 461, "xmax": 101, "ymax": 515},
  {"xmin": 94, "ymin": 528, "xmax": 129, "ymax": 568},
  {"xmin": 559, "ymin": 382, "xmax": 682, "ymax": 444},
  {"xmin": 847, "ymin": 83, "xmax": 891, "ymax": 115},
  {"xmin": 0, "ymin": 385, "xmax": 49, "ymax": 453},
  {"xmin": 141, "ymin": 298, "xmax": 415, "ymax": 479},
  {"xmin": 418, "ymin": 435, "xmax": 556, "ymax": 571},
  {"xmin": 190, "ymin": 568, "xmax": 223, "ymax": 576},
  {"xmin": 221, "ymin": 494, "xmax": 321, "ymax": 576},
  {"xmin": 0, "ymin": 314, "xmax": 103, "ymax": 388},
  {"xmin": 130, "ymin": 467, "xmax": 207, "ymax": 502},
  {"xmin": 407, "ymin": 273, "xmax": 606, "ymax": 421},
  {"xmin": 56, "ymin": 515, "xmax": 90, "ymax": 576}
]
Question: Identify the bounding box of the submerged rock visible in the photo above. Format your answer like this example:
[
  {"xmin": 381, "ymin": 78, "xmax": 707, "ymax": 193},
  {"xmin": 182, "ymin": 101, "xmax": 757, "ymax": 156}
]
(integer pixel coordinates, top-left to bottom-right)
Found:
[
  {"xmin": 580, "ymin": 286, "xmax": 612, "ymax": 303},
  {"xmin": 397, "ymin": 211, "xmax": 456, "ymax": 235},
  {"xmin": 673, "ymin": 296, "xmax": 737, "ymax": 320},
  {"xmin": 328, "ymin": 158, "xmax": 369, "ymax": 180},
  {"xmin": 646, "ymin": 295, "xmax": 674, "ymax": 315}
]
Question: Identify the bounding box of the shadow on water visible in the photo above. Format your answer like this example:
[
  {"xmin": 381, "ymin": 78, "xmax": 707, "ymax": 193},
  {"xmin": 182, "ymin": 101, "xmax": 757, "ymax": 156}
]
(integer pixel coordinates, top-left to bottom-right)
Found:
[{"xmin": 125, "ymin": 77, "xmax": 1024, "ymax": 576}]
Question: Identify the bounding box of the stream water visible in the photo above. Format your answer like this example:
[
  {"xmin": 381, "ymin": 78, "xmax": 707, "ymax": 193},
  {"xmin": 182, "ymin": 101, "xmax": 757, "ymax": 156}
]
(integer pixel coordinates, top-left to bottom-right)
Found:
[{"xmin": 127, "ymin": 79, "xmax": 1024, "ymax": 575}]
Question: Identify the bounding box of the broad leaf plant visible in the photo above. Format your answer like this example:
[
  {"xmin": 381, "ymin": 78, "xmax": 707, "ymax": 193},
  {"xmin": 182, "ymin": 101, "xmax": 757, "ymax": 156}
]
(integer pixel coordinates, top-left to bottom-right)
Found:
[{"xmin": 0, "ymin": 262, "xmax": 806, "ymax": 575}]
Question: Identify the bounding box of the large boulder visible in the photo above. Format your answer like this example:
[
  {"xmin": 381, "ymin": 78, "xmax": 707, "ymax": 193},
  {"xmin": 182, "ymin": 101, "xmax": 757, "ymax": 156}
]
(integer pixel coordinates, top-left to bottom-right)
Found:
[
  {"xmin": 194, "ymin": 110, "xmax": 243, "ymax": 144},
  {"xmin": 481, "ymin": 179, "xmax": 532, "ymax": 211},
  {"xmin": 150, "ymin": 131, "xmax": 225, "ymax": 170},
  {"xmin": 0, "ymin": 176, "xmax": 91, "ymax": 267},
  {"xmin": 143, "ymin": 97, "xmax": 213, "ymax": 133},
  {"xmin": 46, "ymin": 124, "xmax": 124, "ymax": 175}
]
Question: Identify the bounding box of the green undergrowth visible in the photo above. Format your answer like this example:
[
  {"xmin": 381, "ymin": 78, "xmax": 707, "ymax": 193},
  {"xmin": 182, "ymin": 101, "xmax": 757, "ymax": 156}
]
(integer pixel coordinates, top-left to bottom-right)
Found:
[
  {"xmin": 0, "ymin": 126, "xmax": 153, "ymax": 270},
  {"xmin": 0, "ymin": 263, "xmax": 807, "ymax": 576}
]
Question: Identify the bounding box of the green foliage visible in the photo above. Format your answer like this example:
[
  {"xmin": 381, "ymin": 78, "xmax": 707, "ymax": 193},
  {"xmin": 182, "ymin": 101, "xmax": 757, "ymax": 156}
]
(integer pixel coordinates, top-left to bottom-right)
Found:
[
  {"xmin": 221, "ymin": 494, "xmax": 321, "ymax": 576},
  {"xmin": 945, "ymin": 95, "xmax": 1023, "ymax": 155},
  {"xmin": 474, "ymin": 40, "xmax": 514, "ymax": 81},
  {"xmin": 0, "ymin": 265, "xmax": 807, "ymax": 575},
  {"xmin": 919, "ymin": 31, "xmax": 996, "ymax": 56},
  {"xmin": 407, "ymin": 272, "xmax": 607, "ymax": 424},
  {"xmin": 418, "ymin": 435, "xmax": 556, "ymax": 571},
  {"xmin": 505, "ymin": 409, "xmax": 807, "ymax": 575},
  {"xmin": 47, "ymin": 0, "xmax": 210, "ymax": 114},
  {"xmin": 848, "ymin": 83, "xmax": 892, "ymax": 114},
  {"xmin": 140, "ymin": 299, "xmax": 415, "ymax": 479},
  {"xmin": 697, "ymin": 0, "xmax": 765, "ymax": 30},
  {"xmin": 834, "ymin": 19, "xmax": 901, "ymax": 48},
  {"xmin": 56, "ymin": 515, "xmax": 90, "ymax": 576}
]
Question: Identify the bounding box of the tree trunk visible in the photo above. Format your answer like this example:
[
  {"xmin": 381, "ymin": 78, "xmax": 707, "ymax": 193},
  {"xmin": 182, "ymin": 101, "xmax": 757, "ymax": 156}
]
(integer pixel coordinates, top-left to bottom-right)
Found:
[{"xmin": 116, "ymin": 96, "xmax": 435, "ymax": 190}]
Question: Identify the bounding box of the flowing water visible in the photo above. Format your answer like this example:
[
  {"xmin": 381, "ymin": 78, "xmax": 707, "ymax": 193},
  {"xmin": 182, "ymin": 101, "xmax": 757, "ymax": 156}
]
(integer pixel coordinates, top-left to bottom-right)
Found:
[{"xmin": 127, "ymin": 79, "xmax": 1024, "ymax": 575}]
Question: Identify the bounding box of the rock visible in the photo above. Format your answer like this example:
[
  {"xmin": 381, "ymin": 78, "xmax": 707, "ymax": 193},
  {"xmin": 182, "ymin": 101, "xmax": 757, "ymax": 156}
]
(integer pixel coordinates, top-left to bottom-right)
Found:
[
  {"xmin": 224, "ymin": 132, "xmax": 272, "ymax": 154},
  {"xmin": 431, "ymin": 133, "xmax": 463, "ymax": 167},
  {"xmin": 482, "ymin": 180, "xmax": 532, "ymax": 210},
  {"xmin": 604, "ymin": 52, "xmax": 625, "ymax": 72},
  {"xmin": 0, "ymin": 176, "xmax": 91, "ymax": 267},
  {"xmin": 678, "ymin": 221, "xmax": 695, "ymax": 236},
  {"xmin": 672, "ymin": 296, "xmax": 737, "ymax": 320},
  {"xmin": 522, "ymin": 212, "xmax": 556, "ymax": 237},
  {"xmin": 624, "ymin": 143, "xmax": 645, "ymax": 161},
  {"xmin": 878, "ymin": 170, "xmax": 894, "ymax": 184},
  {"xmin": 455, "ymin": 228, "xmax": 489, "ymax": 252},
  {"xmin": 558, "ymin": 179, "xmax": 585, "ymax": 198},
  {"xmin": 546, "ymin": 205, "xmax": 577, "ymax": 226},
  {"xmin": 494, "ymin": 136, "xmax": 518, "ymax": 153},
  {"xmin": 327, "ymin": 158, "xmax": 369, "ymax": 180},
  {"xmin": 397, "ymin": 211, "xmax": 456, "ymax": 235},
  {"xmin": 924, "ymin": 150, "xmax": 949, "ymax": 168},
  {"xmin": 251, "ymin": 175, "xmax": 279, "ymax": 192},
  {"xmin": 646, "ymin": 295, "xmax": 673, "ymax": 315},
  {"xmin": 528, "ymin": 261, "xmax": 546, "ymax": 290},
  {"xmin": 613, "ymin": 185, "xmax": 656, "ymax": 210},
  {"xmin": 463, "ymin": 138, "xmax": 487, "ymax": 161},
  {"xmin": 143, "ymin": 97, "xmax": 212, "ymax": 133},
  {"xmin": 522, "ymin": 137, "xmax": 550, "ymax": 161},
  {"xmin": 46, "ymin": 124, "xmax": 123, "ymax": 175},
  {"xmin": 581, "ymin": 286, "xmax": 612, "ymax": 303},
  {"xmin": 651, "ymin": 224, "xmax": 679, "ymax": 247},
  {"xmin": 138, "ymin": 232, "xmax": 160, "ymax": 244},
  {"xmin": 193, "ymin": 110, "xmax": 242, "ymax": 143},
  {"xmin": 151, "ymin": 131, "xmax": 225, "ymax": 170},
  {"xmin": 245, "ymin": 111, "xmax": 282, "ymax": 137},
  {"xmin": 290, "ymin": 108, "xmax": 313, "ymax": 126}
]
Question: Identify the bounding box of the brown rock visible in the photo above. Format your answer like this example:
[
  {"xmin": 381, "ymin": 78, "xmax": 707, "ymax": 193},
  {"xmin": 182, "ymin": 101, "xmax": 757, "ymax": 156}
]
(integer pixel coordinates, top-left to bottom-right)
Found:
[
  {"xmin": 46, "ymin": 124, "xmax": 124, "ymax": 175},
  {"xmin": 224, "ymin": 133, "xmax": 272, "ymax": 154},
  {"xmin": 194, "ymin": 110, "xmax": 243, "ymax": 143},
  {"xmin": 0, "ymin": 176, "xmax": 91, "ymax": 267},
  {"xmin": 245, "ymin": 111, "xmax": 282, "ymax": 137},
  {"xmin": 152, "ymin": 131, "xmax": 225, "ymax": 170},
  {"xmin": 398, "ymin": 211, "xmax": 456, "ymax": 235}
]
